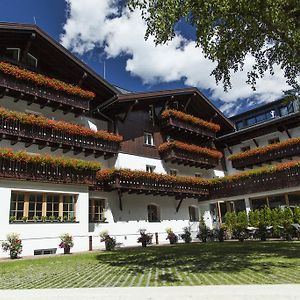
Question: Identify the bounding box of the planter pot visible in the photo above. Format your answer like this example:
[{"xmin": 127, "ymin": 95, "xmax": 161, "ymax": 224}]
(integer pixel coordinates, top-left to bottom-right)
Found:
[
  {"xmin": 10, "ymin": 252, "xmax": 18, "ymax": 259},
  {"xmin": 64, "ymin": 246, "xmax": 71, "ymax": 254},
  {"xmin": 142, "ymin": 241, "xmax": 147, "ymax": 247}
]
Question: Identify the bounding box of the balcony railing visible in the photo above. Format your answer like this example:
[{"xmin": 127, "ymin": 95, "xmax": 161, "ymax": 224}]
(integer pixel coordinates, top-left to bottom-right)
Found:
[
  {"xmin": 160, "ymin": 147, "xmax": 220, "ymax": 169},
  {"xmin": 0, "ymin": 73, "xmax": 90, "ymax": 111},
  {"xmin": 209, "ymin": 165, "xmax": 300, "ymax": 199},
  {"xmin": 0, "ymin": 117, "xmax": 120, "ymax": 156},
  {"xmin": 0, "ymin": 157, "xmax": 97, "ymax": 185},
  {"xmin": 97, "ymin": 171, "xmax": 209, "ymax": 198},
  {"xmin": 160, "ymin": 115, "xmax": 216, "ymax": 139},
  {"xmin": 231, "ymin": 143, "xmax": 300, "ymax": 170}
]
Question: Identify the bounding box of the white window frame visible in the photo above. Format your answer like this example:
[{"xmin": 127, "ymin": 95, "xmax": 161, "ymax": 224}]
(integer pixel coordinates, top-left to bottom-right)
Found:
[
  {"xmin": 6, "ymin": 48, "xmax": 20, "ymax": 61},
  {"xmin": 144, "ymin": 132, "xmax": 154, "ymax": 146},
  {"xmin": 148, "ymin": 204, "xmax": 160, "ymax": 222},
  {"xmin": 189, "ymin": 206, "xmax": 199, "ymax": 222},
  {"xmin": 169, "ymin": 169, "xmax": 178, "ymax": 176},
  {"xmin": 27, "ymin": 52, "xmax": 38, "ymax": 68}
]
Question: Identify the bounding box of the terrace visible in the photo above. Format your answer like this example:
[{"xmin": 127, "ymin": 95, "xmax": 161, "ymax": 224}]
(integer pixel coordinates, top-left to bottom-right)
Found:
[
  {"xmin": 229, "ymin": 138, "xmax": 300, "ymax": 170},
  {"xmin": 209, "ymin": 161, "xmax": 300, "ymax": 199},
  {"xmin": 0, "ymin": 107, "xmax": 121, "ymax": 157},
  {"xmin": 0, "ymin": 61, "xmax": 94, "ymax": 113},
  {"xmin": 0, "ymin": 149, "xmax": 100, "ymax": 185},
  {"xmin": 159, "ymin": 109, "xmax": 220, "ymax": 140},
  {"xmin": 159, "ymin": 141, "xmax": 221, "ymax": 169},
  {"xmin": 96, "ymin": 169, "xmax": 209, "ymax": 200}
]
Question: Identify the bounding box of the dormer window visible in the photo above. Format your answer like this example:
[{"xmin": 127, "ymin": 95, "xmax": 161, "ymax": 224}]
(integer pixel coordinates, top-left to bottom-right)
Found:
[
  {"xmin": 241, "ymin": 146, "xmax": 250, "ymax": 152},
  {"xmin": 144, "ymin": 132, "xmax": 154, "ymax": 146},
  {"xmin": 6, "ymin": 48, "xmax": 20, "ymax": 61},
  {"xmin": 268, "ymin": 137, "xmax": 280, "ymax": 145},
  {"xmin": 148, "ymin": 105, "xmax": 154, "ymax": 121}
]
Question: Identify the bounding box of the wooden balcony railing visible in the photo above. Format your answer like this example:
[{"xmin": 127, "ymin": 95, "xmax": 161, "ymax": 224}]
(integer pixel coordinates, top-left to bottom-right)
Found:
[
  {"xmin": 0, "ymin": 117, "xmax": 120, "ymax": 157},
  {"xmin": 160, "ymin": 147, "xmax": 220, "ymax": 169},
  {"xmin": 97, "ymin": 171, "xmax": 209, "ymax": 198},
  {"xmin": 231, "ymin": 143, "xmax": 300, "ymax": 170},
  {"xmin": 160, "ymin": 115, "xmax": 216, "ymax": 139},
  {"xmin": 209, "ymin": 165, "xmax": 300, "ymax": 199},
  {"xmin": 0, "ymin": 157, "xmax": 97, "ymax": 185},
  {"xmin": 0, "ymin": 73, "xmax": 90, "ymax": 111}
]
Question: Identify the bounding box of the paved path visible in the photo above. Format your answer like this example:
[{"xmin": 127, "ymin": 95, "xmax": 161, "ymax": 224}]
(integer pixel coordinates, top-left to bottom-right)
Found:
[{"xmin": 1, "ymin": 285, "xmax": 300, "ymax": 300}]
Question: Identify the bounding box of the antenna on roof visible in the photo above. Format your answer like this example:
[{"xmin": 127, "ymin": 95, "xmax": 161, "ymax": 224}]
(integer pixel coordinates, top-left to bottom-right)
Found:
[
  {"xmin": 33, "ymin": 16, "xmax": 37, "ymax": 25},
  {"xmin": 103, "ymin": 61, "xmax": 106, "ymax": 80}
]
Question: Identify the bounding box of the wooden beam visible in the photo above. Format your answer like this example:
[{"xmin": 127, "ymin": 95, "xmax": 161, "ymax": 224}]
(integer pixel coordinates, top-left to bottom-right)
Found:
[
  {"xmin": 21, "ymin": 33, "xmax": 36, "ymax": 63},
  {"xmin": 253, "ymin": 138, "xmax": 259, "ymax": 147},
  {"xmin": 285, "ymin": 128, "xmax": 292, "ymax": 138},
  {"xmin": 78, "ymin": 72, "xmax": 88, "ymax": 87},
  {"xmin": 176, "ymin": 198, "xmax": 184, "ymax": 213},
  {"xmin": 119, "ymin": 100, "xmax": 137, "ymax": 123},
  {"xmin": 118, "ymin": 189, "xmax": 123, "ymax": 211},
  {"xmin": 225, "ymin": 144, "xmax": 233, "ymax": 155},
  {"xmin": 183, "ymin": 97, "xmax": 192, "ymax": 112}
]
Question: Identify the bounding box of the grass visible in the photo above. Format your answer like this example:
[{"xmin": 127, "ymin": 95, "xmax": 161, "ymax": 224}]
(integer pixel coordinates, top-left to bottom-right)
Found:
[{"xmin": 0, "ymin": 241, "xmax": 300, "ymax": 289}]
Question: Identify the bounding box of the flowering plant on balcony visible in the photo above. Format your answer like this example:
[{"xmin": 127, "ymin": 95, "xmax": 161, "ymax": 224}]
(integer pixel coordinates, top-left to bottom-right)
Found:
[
  {"xmin": 161, "ymin": 109, "xmax": 221, "ymax": 132},
  {"xmin": 0, "ymin": 106, "xmax": 123, "ymax": 142},
  {"xmin": 97, "ymin": 169, "xmax": 210, "ymax": 187},
  {"xmin": 210, "ymin": 159, "xmax": 300, "ymax": 185},
  {"xmin": 0, "ymin": 148, "xmax": 101, "ymax": 171},
  {"xmin": 158, "ymin": 140, "xmax": 223, "ymax": 159},
  {"xmin": 0, "ymin": 61, "xmax": 95, "ymax": 99},
  {"xmin": 228, "ymin": 137, "xmax": 300, "ymax": 161}
]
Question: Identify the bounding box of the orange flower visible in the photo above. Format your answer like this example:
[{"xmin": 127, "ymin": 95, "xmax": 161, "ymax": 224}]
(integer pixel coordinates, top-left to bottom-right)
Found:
[
  {"xmin": 161, "ymin": 109, "xmax": 221, "ymax": 132},
  {"xmin": 0, "ymin": 61, "xmax": 95, "ymax": 99},
  {"xmin": 158, "ymin": 140, "xmax": 223, "ymax": 159}
]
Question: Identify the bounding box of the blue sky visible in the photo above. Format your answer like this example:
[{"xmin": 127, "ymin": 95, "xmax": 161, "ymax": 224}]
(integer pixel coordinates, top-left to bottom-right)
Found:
[{"xmin": 0, "ymin": 0, "xmax": 289, "ymax": 116}]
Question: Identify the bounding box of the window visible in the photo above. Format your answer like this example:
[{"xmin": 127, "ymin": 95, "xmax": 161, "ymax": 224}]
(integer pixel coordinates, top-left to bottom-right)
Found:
[
  {"xmin": 246, "ymin": 117, "xmax": 256, "ymax": 126},
  {"xmin": 6, "ymin": 48, "xmax": 20, "ymax": 61},
  {"xmin": 89, "ymin": 199, "xmax": 106, "ymax": 222},
  {"xmin": 26, "ymin": 52, "xmax": 38, "ymax": 68},
  {"xmin": 28, "ymin": 193, "xmax": 43, "ymax": 219},
  {"xmin": 9, "ymin": 192, "xmax": 77, "ymax": 222},
  {"xmin": 236, "ymin": 121, "xmax": 244, "ymax": 130},
  {"xmin": 148, "ymin": 105, "xmax": 154, "ymax": 121},
  {"xmin": 256, "ymin": 114, "xmax": 267, "ymax": 123},
  {"xmin": 46, "ymin": 194, "xmax": 60, "ymax": 218},
  {"xmin": 169, "ymin": 169, "xmax": 178, "ymax": 176},
  {"xmin": 189, "ymin": 206, "xmax": 199, "ymax": 222},
  {"xmin": 146, "ymin": 165, "xmax": 156, "ymax": 173},
  {"xmin": 241, "ymin": 146, "xmax": 250, "ymax": 152},
  {"xmin": 10, "ymin": 192, "xmax": 25, "ymax": 220},
  {"xmin": 148, "ymin": 204, "xmax": 160, "ymax": 222},
  {"xmin": 63, "ymin": 195, "xmax": 76, "ymax": 220},
  {"xmin": 195, "ymin": 173, "xmax": 202, "ymax": 178},
  {"xmin": 144, "ymin": 132, "xmax": 154, "ymax": 146},
  {"xmin": 268, "ymin": 137, "xmax": 280, "ymax": 145},
  {"xmin": 280, "ymin": 103, "xmax": 294, "ymax": 117}
]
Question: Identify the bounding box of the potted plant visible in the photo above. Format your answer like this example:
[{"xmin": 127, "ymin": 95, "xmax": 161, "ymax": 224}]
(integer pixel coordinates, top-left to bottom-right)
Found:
[
  {"xmin": 197, "ymin": 216, "xmax": 209, "ymax": 242},
  {"xmin": 32, "ymin": 216, "xmax": 39, "ymax": 223},
  {"xmin": 9, "ymin": 216, "xmax": 16, "ymax": 223},
  {"xmin": 59, "ymin": 233, "xmax": 74, "ymax": 254},
  {"xmin": 99, "ymin": 230, "xmax": 116, "ymax": 251},
  {"xmin": 180, "ymin": 227, "xmax": 192, "ymax": 243},
  {"xmin": 217, "ymin": 225, "xmax": 226, "ymax": 242},
  {"xmin": 22, "ymin": 216, "xmax": 28, "ymax": 223},
  {"xmin": 1, "ymin": 233, "xmax": 23, "ymax": 259},
  {"xmin": 41, "ymin": 216, "xmax": 48, "ymax": 223},
  {"xmin": 137, "ymin": 229, "xmax": 153, "ymax": 247},
  {"xmin": 166, "ymin": 227, "xmax": 178, "ymax": 244}
]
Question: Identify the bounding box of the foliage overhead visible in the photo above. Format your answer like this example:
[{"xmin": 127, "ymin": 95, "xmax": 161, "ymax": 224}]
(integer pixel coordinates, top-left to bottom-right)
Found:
[{"xmin": 128, "ymin": 0, "xmax": 300, "ymax": 92}]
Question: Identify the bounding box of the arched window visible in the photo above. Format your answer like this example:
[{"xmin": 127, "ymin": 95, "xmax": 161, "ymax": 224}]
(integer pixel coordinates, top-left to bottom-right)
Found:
[
  {"xmin": 189, "ymin": 206, "xmax": 199, "ymax": 222},
  {"xmin": 148, "ymin": 204, "xmax": 160, "ymax": 222}
]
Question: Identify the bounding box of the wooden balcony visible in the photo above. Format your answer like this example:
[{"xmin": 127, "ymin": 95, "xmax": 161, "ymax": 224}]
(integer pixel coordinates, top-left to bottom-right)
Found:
[
  {"xmin": 0, "ymin": 73, "xmax": 90, "ymax": 112},
  {"xmin": 231, "ymin": 143, "xmax": 300, "ymax": 170},
  {"xmin": 97, "ymin": 171, "xmax": 209, "ymax": 199},
  {"xmin": 209, "ymin": 165, "xmax": 300, "ymax": 199},
  {"xmin": 0, "ymin": 117, "xmax": 120, "ymax": 157},
  {"xmin": 160, "ymin": 115, "xmax": 216, "ymax": 140},
  {"xmin": 160, "ymin": 147, "xmax": 219, "ymax": 169},
  {"xmin": 0, "ymin": 157, "xmax": 97, "ymax": 185}
]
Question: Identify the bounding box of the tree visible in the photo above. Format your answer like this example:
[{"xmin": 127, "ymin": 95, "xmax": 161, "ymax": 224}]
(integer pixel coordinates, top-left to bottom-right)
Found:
[{"xmin": 128, "ymin": 0, "xmax": 300, "ymax": 93}]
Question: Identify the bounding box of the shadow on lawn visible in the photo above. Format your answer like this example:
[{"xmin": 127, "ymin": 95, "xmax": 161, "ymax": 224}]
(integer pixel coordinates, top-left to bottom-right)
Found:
[{"xmin": 95, "ymin": 241, "xmax": 300, "ymax": 283}]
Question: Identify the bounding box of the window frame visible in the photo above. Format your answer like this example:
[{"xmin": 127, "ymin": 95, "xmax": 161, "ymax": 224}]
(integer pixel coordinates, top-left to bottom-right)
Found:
[
  {"xmin": 144, "ymin": 132, "xmax": 154, "ymax": 146},
  {"xmin": 89, "ymin": 198, "xmax": 106, "ymax": 223},
  {"xmin": 146, "ymin": 165, "xmax": 156, "ymax": 173},
  {"xmin": 189, "ymin": 206, "xmax": 199, "ymax": 222},
  {"xmin": 147, "ymin": 204, "xmax": 160, "ymax": 222}
]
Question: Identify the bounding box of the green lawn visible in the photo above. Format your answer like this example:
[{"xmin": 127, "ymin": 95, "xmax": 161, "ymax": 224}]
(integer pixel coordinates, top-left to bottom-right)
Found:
[{"xmin": 0, "ymin": 241, "xmax": 300, "ymax": 289}]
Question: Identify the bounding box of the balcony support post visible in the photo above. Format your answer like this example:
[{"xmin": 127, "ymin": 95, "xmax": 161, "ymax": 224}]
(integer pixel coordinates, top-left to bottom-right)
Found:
[
  {"xmin": 176, "ymin": 197, "xmax": 184, "ymax": 213},
  {"xmin": 244, "ymin": 197, "xmax": 251, "ymax": 215},
  {"xmin": 253, "ymin": 138, "xmax": 259, "ymax": 147},
  {"xmin": 183, "ymin": 97, "xmax": 192, "ymax": 112}
]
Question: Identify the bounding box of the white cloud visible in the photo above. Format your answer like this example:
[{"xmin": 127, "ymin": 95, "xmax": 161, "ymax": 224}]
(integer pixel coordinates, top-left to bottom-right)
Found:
[{"xmin": 61, "ymin": 0, "xmax": 291, "ymax": 115}]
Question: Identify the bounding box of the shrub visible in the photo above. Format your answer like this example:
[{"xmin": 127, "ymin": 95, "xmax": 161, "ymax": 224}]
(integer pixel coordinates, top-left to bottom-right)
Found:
[
  {"xmin": 166, "ymin": 228, "xmax": 178, "ymax": 244},
  {"xmin": 1, "ymin": 233, "xmax": 23, "ymax": 259},
  {"xmin": 100, "ymin": 230, "xmax": 116, "ymax": 251},
  {"xmin": 137, "ymin": 229, "xmax": 153, "ymax": 247},
  {"xmin": 197, "ymin": 216, "xmax": 209, "ymax": 242},
  {"xmin": 180, "ymin": 227, "xmax": 192, "ymax": 243}
]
